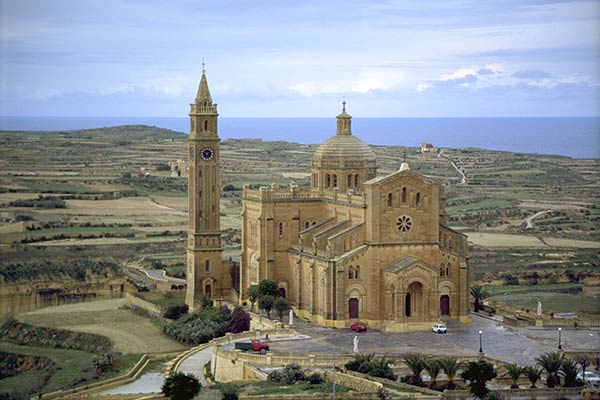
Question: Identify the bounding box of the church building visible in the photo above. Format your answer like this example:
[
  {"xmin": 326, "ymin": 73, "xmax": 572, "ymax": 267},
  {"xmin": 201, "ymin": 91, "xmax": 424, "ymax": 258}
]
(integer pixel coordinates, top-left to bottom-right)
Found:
[{"xmin": 187, "ymin": 68, "xmax": 470, "ymax": 331}]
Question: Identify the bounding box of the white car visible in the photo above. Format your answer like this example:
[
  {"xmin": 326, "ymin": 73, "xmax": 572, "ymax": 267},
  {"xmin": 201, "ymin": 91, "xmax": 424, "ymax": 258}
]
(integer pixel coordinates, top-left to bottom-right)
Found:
[
  {"xmin": 432, "ymin": 323, "xmax": 447, "ymax": 333},
  {"xmin": 577, "ymin": 371, "xmax": 600, "ymax": 386}
]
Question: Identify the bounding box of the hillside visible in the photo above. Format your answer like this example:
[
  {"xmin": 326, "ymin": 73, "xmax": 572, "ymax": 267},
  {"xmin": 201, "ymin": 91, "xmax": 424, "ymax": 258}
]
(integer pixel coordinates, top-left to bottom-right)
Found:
[{"xmin": 0, "ymin": 125, "xmax": 599, "ymax": 313}]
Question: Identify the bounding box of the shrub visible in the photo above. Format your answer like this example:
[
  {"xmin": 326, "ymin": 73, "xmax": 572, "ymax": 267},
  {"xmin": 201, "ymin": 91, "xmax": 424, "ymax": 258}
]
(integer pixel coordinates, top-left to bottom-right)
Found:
[
  {"xmin": 525, "ymin": 365, "xmax": 543, "ymax": 388},
  {"xmin": 273, "ymin": 297, "xmax": 290, "ymax": 322},
  {"xmin": 345, "ymin": 353, "xmax": 396, "ymax": 381},
  {"xmin": 163, "ymin": 304, "xmax": 189, "ymax": 320},
  {"xmin": 226, "ymin": 306, "xmax": 251, "ymax": 334},
  {"xmin": 218, "ymin": 382, "xmax": 240, "ymax": 400},
  {"xmin": 162, "ymin": 372, "xmax": 201, "ymax": 400},
  {"xmin": 308, "ymin": 373, "xmax": 323, "ymax": 384}
]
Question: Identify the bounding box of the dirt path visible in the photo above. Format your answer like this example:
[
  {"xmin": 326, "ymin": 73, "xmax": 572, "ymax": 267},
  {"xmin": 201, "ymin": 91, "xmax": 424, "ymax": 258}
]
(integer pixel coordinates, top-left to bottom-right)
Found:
[
  {"xmin": 524, "ymin": 209, "xmax": 552, "ymax": 229},
  {"xmin": 438, "ymin": 150, "xmax": 466, "ymax": 184}
]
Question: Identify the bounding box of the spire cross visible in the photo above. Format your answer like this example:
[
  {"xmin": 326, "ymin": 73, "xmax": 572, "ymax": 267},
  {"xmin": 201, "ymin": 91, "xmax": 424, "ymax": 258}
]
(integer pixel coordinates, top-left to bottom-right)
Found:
[
  {"xmin": 342, "ymin": 99, "xmax": 346, "ymax": 112},
  {"xmin": 202, "ymin": 59, "xmax": 205, "ymax": 74}
]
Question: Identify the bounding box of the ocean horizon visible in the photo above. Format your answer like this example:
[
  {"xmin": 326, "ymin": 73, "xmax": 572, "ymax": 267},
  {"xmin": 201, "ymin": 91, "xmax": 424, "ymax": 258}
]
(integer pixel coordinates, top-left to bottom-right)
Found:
[{"xmin": 1, "ymin": 116, "xmax": 599, "ymax": 159}]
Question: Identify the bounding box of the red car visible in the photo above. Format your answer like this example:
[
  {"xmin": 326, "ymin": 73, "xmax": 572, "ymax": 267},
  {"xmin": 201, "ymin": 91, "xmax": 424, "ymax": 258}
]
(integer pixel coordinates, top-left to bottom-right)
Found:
[{"xmin": 350, "ymin": 322, "xmax": 368, "ymax": 332}]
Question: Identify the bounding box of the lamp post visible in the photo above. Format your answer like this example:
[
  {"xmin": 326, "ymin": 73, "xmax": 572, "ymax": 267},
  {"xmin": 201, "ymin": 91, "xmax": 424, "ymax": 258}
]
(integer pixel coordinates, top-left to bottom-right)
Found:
[
  {"xmin": 558, "ymin": 327, "xmax": 562, "ymax": 350},
  {"xmin": 478, "ymin": 330, "xmax": 483, "ymax": 354}
]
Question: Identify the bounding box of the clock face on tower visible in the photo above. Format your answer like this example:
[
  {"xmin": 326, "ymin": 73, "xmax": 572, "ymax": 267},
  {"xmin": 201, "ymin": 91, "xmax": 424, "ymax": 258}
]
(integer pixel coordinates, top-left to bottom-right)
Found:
[{"xmin": 201, "ymin": 147, "xmax": 214, "ymax": 161}]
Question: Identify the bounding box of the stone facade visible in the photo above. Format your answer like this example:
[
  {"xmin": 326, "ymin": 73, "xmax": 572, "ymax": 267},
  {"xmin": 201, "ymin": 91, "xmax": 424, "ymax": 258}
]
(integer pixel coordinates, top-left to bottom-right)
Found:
[{"xmin": 240, "ymin": 105, "xmax": 470, "ymax": 331}]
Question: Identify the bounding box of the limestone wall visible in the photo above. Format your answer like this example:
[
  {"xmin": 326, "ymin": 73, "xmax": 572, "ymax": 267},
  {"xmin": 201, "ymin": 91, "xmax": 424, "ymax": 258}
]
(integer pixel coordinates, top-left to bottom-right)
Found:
[{"xmin": 0, "ymin": 274, "xmax": 127, "ymax": 319}]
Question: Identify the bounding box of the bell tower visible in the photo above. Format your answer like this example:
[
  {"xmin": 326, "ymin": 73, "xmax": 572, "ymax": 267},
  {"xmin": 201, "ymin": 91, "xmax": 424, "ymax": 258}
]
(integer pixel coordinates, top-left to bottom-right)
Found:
[{"xmin": 186, "ymin": 64, "xmax": 224, "ymax": 310}]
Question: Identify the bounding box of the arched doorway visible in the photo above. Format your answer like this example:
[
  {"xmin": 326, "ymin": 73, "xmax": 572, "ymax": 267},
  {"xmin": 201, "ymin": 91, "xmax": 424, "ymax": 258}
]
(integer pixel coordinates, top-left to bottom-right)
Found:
[
  {"xmin": 405, "ymin": 282, "xmax": 423, "ymax": 318},
  {"xmin": 440, "ymin": 295, "xmax": 450, "ymax": 316},
  {"xmin": 279, "ymin": 287, "xmax": 287, "ymax": 298},
  {"xmin": 348, "ymin": 298, "xmax": 359, "ymax": 319},
  {"xmin": 204, "ymin": 283, "xmax": 212, "ymax": 298}
]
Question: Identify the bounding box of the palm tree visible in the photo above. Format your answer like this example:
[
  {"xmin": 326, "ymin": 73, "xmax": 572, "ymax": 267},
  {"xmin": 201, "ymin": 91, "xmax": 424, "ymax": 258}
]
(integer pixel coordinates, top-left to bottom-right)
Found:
[
  {"xmin": 506, "ymin": 363, "xmax": 523, "ymax": 389},
  {"xmin": 403, "ymin": 353, "xmax": 426, "ymax": 386},
  {"xmin": 470, "ymin": 285, "xmax": 489, "ymax": 312},
  {"xmin": 559, "ymin": 358, "xmax": 579, "ymax": 387},
  {"xmin": 524, "ymin": 365, "xmax": 543, "ymax": 388},
  {"xmin": 424, "ymin": 359, "xmax": 441, "ymax": 388},
  {"xmin": 536, "ymin": 351, "xmax": 562, "ymax": 388},
  {"xmin": 439, "ymin": 356, "xmax": 460, "ymax": 390}
]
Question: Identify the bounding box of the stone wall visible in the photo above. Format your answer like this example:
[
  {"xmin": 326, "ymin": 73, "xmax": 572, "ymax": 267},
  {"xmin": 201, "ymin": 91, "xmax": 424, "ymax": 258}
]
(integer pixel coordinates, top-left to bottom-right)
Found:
[
  {"xmin": 441, "ymin": 387, "xmax": 583, "ymax": 399},
  {"xmin": 0, "ymin": 274, "xmax": 127, "ymax": 319},
  {"xmin": 125, "ymin": 292, "xmax": 165, "ymax": 317}
]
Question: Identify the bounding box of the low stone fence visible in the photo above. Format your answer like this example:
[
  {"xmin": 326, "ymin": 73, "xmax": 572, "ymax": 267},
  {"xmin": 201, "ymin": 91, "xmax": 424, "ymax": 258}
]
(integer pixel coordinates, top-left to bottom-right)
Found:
[
  {"xmin": 321, "ymin": 370, "xmax": 382, "ymax": 393},
  {"xmin": 344, "ymin": 370, "xmax": 440, "ymax": 397},
  {"xmin": 441, "ymin": 387, "xmax": 583, "ymax": 399},
  {"xmin": 125, "ymin": 292, "xmax": 164, "ymax": 317},
  {"xmin": 238, "ymin": 392, "xmax": 380, "ymax": 400}
]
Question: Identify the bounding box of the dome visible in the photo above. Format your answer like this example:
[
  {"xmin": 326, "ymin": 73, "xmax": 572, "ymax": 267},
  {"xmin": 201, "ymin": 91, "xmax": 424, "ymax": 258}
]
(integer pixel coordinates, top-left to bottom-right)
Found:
[{"xmin": 313, "ymin": 134, "xmax": 376, "ymax": 165}]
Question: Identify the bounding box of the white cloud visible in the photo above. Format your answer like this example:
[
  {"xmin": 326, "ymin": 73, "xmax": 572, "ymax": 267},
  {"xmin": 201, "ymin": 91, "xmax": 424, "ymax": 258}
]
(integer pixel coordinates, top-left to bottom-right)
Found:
[
  {"xmin": 351, "ymin": 68, "xmax": 406, "ymax": 94},
  {"xmin": 288, "ymin": 81, "xmax": 343, "ymax": 97}
]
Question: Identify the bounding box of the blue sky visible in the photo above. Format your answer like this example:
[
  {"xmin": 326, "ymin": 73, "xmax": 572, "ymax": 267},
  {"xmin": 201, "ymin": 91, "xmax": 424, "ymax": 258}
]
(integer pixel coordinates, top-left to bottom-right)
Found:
[{"xmin": 1, "ymin": 0, "xmax": 599, "ymax": 117}]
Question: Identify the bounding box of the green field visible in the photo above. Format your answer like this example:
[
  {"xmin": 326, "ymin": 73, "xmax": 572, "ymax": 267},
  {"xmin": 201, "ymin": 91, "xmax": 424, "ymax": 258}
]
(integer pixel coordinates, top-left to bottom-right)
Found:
[
  {"xmin": 0, "ymin": 342, "xmax": 95, "ymax": 394},
  {"xmin": 491, "ymin": 292, "xmax": 600, "ymax": 313}
]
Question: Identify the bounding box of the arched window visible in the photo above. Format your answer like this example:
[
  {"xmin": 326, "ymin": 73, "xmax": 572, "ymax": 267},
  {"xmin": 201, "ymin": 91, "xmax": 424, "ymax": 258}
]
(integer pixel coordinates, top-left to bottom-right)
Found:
[
  {"xmin": 387, "ymin": 193, "xmax": 393, "ymax": 207},
  {"xmin": 325, "ymin": 174, "xmax": 331, "ymax": 188},
  {"xmin": 448, "ymin": 237, "xmax": 453, "ymax": 250},
  {"xmin": 312, "ymin": 221, "xmax": 316, "ymax": 226},
  {"xmin": 355, "ymin": 265, "xmax": 360, "ymax": 279},
  {"xmin": 440, "ymin": 264, "xmax": 445, "ymax": 276},
  {"xmin": 305, "ymin": 221, "xmax": 310, "ymax": 229},
  {"xmin": 354, "ymin": 174, "xmax": 359, "ymax": 187},
  {"xmin": 402, "ymin": 187, "xmax": 407, "ymax": 203},
  {"xmin": 446, "ymin": 263, "xmax": 451, "ymax": 276},
  {"xmin": 205, "ymin": 260, "xmax": 210, "ymax": 272},
  {"xmin": 416, "ymin": 192, "xmax": 421, "ymax": 207},
  {"xmin": 348, "ymin": 266, "xmax": 353, "ymax": 279},
  {"xmin": 204, "ymin": 101, "xmax": 207, "ymax": 107},
  {"xmin": 278, "ymin": 222, "xmax": 285, "ymax": 237},
  {"xmin": 333, "ymin": 174, "xmax": 338, "ymax": 188},
  {"xmin": 204, "ymin": 120, "xmax": 208, "ymax": 131},
  {"xmin": 347, "ymin": 174, "xmax": 352, "ymax": 188}
]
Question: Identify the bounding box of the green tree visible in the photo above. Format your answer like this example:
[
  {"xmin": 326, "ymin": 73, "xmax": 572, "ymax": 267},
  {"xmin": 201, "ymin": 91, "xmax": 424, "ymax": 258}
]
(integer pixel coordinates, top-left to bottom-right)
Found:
[
  {"xmin": 258, "ymin": 295, "xmax": 274, "ymax": 318},
  {"xmin": 524, "ymin": 365, "xmax": 543, "ymax": 388},
  {"xmin": 273, "ymin": 297, "xmax": 290, "ymax": 322},
  {"xmin": 162, "ymin": 372, "xmax": 201, "ymax": 400},
  {"xmin": 247, "ymin": 285, "xmax": 259, "ymax": 312},
  {"xmin": 258, "ymin": 279, "xmax": 278, "ymax": 297},
  {"xmin": 559, "ymin": 358, "xmax": 579, "ymax": 387},
  {"xmin": 506, "ymin": 363, "xmax": 523, "ymax": 389},
  {"xmin": 439, "ymin": 356, "xmax": 459, "ymax": 390},
  {"xmin": 536, "ymin": 351, "xmax": 562, "ymax": 388},
  {"xmin": 403, "ymin": 353, "xmax": 426, "ymax": 386},
  {"xmin": 424, "ymin": 359, "xmax": 441, "ymax": 388},
  {"xmin": 461, "ymin": 360, "xmax": 497, "ymax": 399},
  {"xmin": 470, "ymin": 285, "xmax": 489, "ymax": 312}
]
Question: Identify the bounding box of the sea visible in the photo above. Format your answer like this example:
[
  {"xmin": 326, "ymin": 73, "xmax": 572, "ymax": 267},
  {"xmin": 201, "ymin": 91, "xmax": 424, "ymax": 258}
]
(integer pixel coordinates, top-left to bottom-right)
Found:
[{"xmin": 1, "ymin": 116, "xmax": 599, "ymax": 159}]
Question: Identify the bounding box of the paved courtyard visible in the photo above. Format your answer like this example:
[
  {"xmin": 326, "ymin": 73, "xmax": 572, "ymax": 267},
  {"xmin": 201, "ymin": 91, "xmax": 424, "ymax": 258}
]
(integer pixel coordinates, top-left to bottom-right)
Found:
[{"xmin": 266, "ymin": 314, "xmax": 599, "ymax": 366}]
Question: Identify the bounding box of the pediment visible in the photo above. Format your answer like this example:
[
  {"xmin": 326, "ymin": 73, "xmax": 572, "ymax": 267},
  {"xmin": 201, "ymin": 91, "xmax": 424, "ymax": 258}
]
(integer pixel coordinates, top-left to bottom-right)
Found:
[
  {"xmin": 365, "ymin": 169, "xmax": 437, "ymax": 190},
  {"xmin": 385, "ymin": 257, "xmax": 435, "ymax": 278}
]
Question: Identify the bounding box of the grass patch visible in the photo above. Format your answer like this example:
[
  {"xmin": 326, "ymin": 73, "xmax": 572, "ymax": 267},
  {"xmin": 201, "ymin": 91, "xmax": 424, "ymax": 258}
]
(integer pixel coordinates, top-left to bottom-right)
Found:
[
  {"xmin": 137, "ymin": 292, "xmax": 186, "ymax": 307},
  {"xmin": 491, "ymin": 292, "xmax": 600, "ymax": 313},
  {"xmin": 0, "ymin": 342, "xmax": 95, "ymax": 394},
  {"xmin": 484, "ymin": 283, "xmax": 584, "ymax": 296}
]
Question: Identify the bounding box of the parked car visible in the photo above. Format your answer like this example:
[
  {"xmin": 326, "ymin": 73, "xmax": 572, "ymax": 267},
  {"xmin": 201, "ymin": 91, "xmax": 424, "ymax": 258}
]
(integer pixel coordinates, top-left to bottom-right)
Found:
[
  {"xmin": 234, "ymin": 339, "xmax": 270, "ymax": 354},
  {"xmin": 350, "ymin": 322, "xmax": 368, "ymax": 332},
  {"xmin": 432, "ymin": 323, "xmax": 447, "ymax": 333},
  {"xmin": 577, "ymin": 371, "xmax": 600, "ymax": 386}
]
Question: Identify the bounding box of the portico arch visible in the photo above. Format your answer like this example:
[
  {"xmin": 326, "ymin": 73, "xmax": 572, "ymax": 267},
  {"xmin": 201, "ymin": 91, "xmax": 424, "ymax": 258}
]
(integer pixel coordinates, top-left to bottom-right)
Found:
[
  {"xmin": 405, "ymin": 281, "xmax": 424, "ymax": 318},
  {"xmin": 346, "ymin": 284, "xmax": 366, "ymax": 320}
]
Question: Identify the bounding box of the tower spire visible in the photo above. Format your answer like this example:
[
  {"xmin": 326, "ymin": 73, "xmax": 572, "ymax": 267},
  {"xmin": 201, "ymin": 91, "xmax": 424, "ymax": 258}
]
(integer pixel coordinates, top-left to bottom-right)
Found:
[{"xmin": 195, "ymin": 62, "xmax": 212, "ymax": 103}]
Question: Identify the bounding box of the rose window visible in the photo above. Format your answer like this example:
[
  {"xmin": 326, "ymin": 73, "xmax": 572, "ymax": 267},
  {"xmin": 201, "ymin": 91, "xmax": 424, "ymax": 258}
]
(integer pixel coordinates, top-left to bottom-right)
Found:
[{"xmin": 396, "ymin": 215, "xmax": 413, "ymax": 232}]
